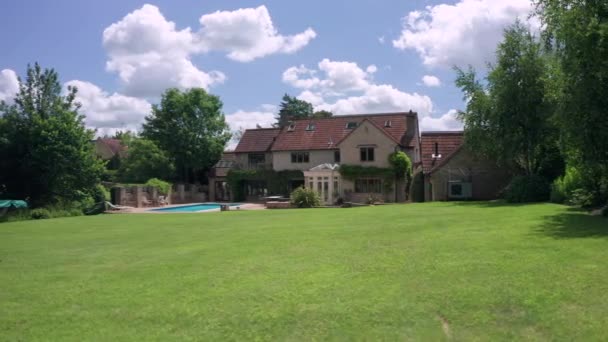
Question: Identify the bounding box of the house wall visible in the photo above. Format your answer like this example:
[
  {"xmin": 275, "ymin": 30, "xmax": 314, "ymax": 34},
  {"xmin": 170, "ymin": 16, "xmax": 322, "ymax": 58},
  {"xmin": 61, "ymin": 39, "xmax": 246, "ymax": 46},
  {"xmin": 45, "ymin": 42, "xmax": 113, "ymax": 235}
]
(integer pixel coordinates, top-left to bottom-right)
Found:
[
  {"xmin": 338, "ymin": 121, "xmax": 399, "ymax": 168},
  {"xmin": 341, "ymin": 178, "xmax": 405, "ymax": 203},
  {"xmin": 426, "ymin": 149, "xmax": 511, "ymax": 201},
  {"xmin": 272, "ymin": 150, "xmax": 336, "ymax": 171},
  {"xmin": 233, "ymin": 152, "xmax": 274, "ymax": 169}
]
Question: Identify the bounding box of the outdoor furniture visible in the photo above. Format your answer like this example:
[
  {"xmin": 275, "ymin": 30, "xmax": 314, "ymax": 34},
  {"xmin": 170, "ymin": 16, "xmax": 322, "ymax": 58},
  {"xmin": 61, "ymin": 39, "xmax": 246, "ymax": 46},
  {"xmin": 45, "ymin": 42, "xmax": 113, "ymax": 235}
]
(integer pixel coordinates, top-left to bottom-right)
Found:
[
  {"xmin": 158, "ymin": 196, "xmax": 168, "ymax": 206},
  {"xmin": 142, "ymin": 197, "xmax": 153, "ymax": 207},
  {"xmin": 105, "ymin": 202, "xmax": 133, "ymax": 211},
  {"xmin": 0, "ymin": 200, "xmax": 28, "ymax": 217}
]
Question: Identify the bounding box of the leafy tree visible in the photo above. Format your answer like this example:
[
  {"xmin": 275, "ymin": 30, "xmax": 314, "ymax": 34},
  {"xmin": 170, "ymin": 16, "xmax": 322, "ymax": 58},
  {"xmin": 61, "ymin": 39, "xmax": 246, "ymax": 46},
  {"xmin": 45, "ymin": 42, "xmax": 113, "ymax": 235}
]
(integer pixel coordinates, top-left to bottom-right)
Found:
[
  {"xmin": 142, "ymin": 88, "xmax": 231, "ymax": 183},
  {"xmin": 534, "ymin": 0, "xmax": 608, "ymax": 202},
  {"xmin": 118, "ymin": 138, "xmax": 175, "ymax": 183},
  {"xmin": 276, "ymin": 94, "xmax": 333, "ymax": 127},
  {"xmin": 455, "ymin": 22, "xmax": 559, "ymax": 176},
  {"xmin": 0, "ymin": 63, "xmax": 104, "ymax": 206},
  {"xmin": 389, "ymin": 151, "xmax": 413, "ymax": 201},
  {"xmin": 313, "ymin": 110, "xmax": 333, "ymax": 118},
  {"xmin": 276, "ymin": 94, "xmax": 313, "ymax": 127},
  {"xmin": 113, "ymin": 130, "xmax": 137, "ymax": 147}
]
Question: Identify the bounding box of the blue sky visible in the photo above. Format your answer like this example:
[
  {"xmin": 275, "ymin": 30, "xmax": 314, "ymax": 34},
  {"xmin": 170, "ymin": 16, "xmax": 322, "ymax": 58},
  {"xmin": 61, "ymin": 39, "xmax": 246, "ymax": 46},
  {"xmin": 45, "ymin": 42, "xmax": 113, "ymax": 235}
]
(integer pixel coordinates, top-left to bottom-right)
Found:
[{"xmin": 0, "ymin": 0, "xmax": 535, "ymax": 140}]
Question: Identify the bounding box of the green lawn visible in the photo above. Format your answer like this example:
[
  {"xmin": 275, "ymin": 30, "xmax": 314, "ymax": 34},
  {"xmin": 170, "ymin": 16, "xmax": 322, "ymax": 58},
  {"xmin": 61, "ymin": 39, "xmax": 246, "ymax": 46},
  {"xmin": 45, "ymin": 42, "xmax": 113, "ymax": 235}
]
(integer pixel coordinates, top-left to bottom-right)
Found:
[{"xmin": 1, "ymin": 202, "xmax": 608, "ymax": 340}]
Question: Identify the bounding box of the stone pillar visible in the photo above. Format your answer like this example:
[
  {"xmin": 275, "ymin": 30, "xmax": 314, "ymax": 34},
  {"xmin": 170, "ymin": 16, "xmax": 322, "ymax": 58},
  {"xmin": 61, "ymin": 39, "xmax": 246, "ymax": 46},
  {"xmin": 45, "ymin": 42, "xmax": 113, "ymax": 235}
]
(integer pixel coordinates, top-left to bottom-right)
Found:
[
  {"xmin": 150, "ymin": 187, "xmax": 158, "ymax": 205},
  {"xmin": 209, "ymin": 179, "xmax": 216, "ymax": 202},
  {"xmin": 328, "ymin": 174, "xmax": 334, "ymax": 205},
  {"xmin": 135, "ymin": 186, "xmax": 144, "ymax": 208},
  {"xmin": 177, "ymin": 184, "xmax": 185, "ymax": 203}
]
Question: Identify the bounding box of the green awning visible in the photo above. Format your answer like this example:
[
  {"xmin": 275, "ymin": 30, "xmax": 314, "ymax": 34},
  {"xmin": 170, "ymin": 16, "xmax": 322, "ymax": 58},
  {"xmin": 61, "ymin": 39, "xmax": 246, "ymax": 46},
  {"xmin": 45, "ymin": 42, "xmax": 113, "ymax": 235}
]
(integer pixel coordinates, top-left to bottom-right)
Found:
[{"xmin": 0, "ymin": 200, "xmax": 28, "ymax": 209}]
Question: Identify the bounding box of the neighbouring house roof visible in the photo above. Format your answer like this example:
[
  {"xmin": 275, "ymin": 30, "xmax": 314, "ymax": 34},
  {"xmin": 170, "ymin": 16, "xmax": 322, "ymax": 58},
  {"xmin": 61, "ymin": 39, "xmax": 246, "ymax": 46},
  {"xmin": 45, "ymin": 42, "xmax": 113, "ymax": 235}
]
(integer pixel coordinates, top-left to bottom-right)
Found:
[
  {"xmin": 213, "ymin": 152, "xmax": 236, "ymax": 168},
  {"xmin": 234, "ymin": 128, "xmax": 281, "ymax": 153},
  {"xmin": 270, "ymin": 112, "xmax": 418, "ymax": 151},
  {"xmin": 420, "ymin": 131, "xmax": 464, "ymax": 173},
  {"xmin": 93, "ymin": 138, "xmax": 126, "ymax": 160}
]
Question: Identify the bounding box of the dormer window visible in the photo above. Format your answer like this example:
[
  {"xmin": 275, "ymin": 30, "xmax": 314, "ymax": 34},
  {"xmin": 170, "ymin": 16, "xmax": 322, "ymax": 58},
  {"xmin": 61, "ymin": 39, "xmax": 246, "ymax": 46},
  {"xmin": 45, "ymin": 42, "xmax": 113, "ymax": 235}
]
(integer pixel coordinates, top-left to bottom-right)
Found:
[
  {"xmin": 306, "ymin": 123, "xmax": 316, "ymax": 131},
  {"xmin": 287, "ymin": 122, "xmax": 296, "ymax": 132},
  {"xmin": 346, "ymin": 122, "xmax": 358, "ymax": 129},
  {"xmin": 384, "ymin": 120, "xmax": 392, "ymax": 127}
]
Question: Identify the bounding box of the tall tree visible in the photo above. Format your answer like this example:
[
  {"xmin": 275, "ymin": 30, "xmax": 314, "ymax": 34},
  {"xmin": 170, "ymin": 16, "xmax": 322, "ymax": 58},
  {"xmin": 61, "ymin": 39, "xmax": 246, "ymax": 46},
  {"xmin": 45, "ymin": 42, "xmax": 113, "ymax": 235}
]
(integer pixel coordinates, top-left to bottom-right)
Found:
[
  {"xmin": 534, "ymin": 0, "xmax": 608, "ymax": 199},
  {"xmin": 313, "ymin": 110, "xmax": 333, "ymax": 119},
  {"xmin": 0, "ymin": 63, "xmax": 104, "ymax": 206},
  {"xmin": 276, "ymin": 94, "xmax": 332, "ymax": 127},
  {"xmin": 276, "ymin": 94, "xmax": 313, "ymax": 127},
  {"xmin": 118, "ymin": 138, "xmax": 175, "ymax": 183},
  {"xmin": 455, "ymin": 22, "xmax": 559, "ymax": 176},
  {"xmin": 142, "ymin": 88, "xmax": 231, "ymax": 183}
]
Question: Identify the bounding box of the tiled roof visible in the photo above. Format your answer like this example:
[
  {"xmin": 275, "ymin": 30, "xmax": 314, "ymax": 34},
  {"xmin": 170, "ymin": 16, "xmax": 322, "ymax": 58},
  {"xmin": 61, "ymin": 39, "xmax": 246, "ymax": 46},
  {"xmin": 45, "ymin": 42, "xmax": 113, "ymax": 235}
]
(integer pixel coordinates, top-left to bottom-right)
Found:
[
  {"xmin": 270, "ymin": 112, "xmax": 418, "ymax": 151},
  {"xmin": 420, "ymin": 131, "xmax": 464, "ymax": 173},
  {"xmin": 100, "ymin": 138, "xmax": 124, "ymax": 155},
  {"xmin": 213, "ymin": 152, "xmax": 236, "ymax": 168},
  {"xmin": 234, "ymin": 128, "xmax": 280, "ymax": 153}
]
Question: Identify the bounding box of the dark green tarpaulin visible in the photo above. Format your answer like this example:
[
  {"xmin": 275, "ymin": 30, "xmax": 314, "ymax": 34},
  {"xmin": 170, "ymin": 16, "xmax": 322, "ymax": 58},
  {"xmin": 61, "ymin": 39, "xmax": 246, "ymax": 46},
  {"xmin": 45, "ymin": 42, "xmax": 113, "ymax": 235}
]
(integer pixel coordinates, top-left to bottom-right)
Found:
[{"xmin": 0, "ymin": 200, "xmax": 28, "ymax": 209}]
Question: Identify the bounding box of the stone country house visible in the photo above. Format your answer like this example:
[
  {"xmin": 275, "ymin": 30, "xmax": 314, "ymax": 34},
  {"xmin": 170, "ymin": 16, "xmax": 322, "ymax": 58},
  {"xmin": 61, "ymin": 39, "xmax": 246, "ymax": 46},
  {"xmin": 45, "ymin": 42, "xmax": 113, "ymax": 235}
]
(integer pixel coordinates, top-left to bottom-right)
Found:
[{"xmin": 209, "ymin": 112, "xmax": 511, "ymax": 204}]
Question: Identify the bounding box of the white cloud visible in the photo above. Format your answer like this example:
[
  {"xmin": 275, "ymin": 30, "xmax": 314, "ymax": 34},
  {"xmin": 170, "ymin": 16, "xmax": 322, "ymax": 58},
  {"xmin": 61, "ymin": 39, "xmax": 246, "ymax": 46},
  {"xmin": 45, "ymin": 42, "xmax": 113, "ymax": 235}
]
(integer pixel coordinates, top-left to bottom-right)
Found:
[
  {"xmin": 378, "ymin": 36, "xmax": 386, "ymax": 44},
  {"xmin": 198, "ymin": 6, "xmax": 316, "ymax": 62},
  {"xmin": 103, "ymin": 4, "xmax": 315, "ymax": 97},
  {"xmin": 283, "ymin": 59, "xmax": 373, "ymax": 96},
  {"xmin": 225, "ymin": 109, "xmax": 276, "ymax": 131},
  {"xmin": 422, "ymin": 75, "xmax": 441, "ymax": 87},
  {"xmin": 103, "ymin": 4, "xmax": 225, "ymax": 98},
  {"xmin": 225, "ymin": 108, "xmax": 276, "ymax": 150},
  {"xmin": 420, "ymin": 109, "xmax": 463, "ymax": 131},
  {"xmin": 282, "ymin": 59, "xmax": 434, "ymax": 116},
  {"xmin": 0, "ymin": 69, "xmax": 19, "ymax": 104},
  {"xmin": 393, "ymin": 0, "xmax": 537, "ymax": 68},
  {"xmin": 66, "ymin": 80, "xmax": 151, "ymax": 136}
]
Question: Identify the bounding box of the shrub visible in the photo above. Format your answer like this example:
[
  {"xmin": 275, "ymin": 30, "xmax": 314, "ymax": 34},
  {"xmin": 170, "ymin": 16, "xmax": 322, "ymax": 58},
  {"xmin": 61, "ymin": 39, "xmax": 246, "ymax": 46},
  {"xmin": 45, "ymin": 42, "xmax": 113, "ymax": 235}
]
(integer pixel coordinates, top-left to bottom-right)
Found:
[
  {"xmin": 366, "ymin": 194, "xmax": 383, "ymax": 205},
  {"xmin": 91, "ymin": 184, "xmax": 110, "ymax": 203},
  {"xmin": 30, "ymin": 208, "xmax": 51, "ymax": 220},
  {"xmin": 290, "ymin": 187, "xmax": 321, "ymax": 208},
  {"xmin": 550, "ymin": 167, "xmax": 585, "ymax": 204},
  {"xmin": 569, "ymin": 188, "xmax": 595, "ymax": 207},
  {"xmin": 145, "ymin": 178, "xmax": 172, "ymax": 195},
  {"xmin": 504, "ymin": 175, "xmax": 550, "ymax": 203},
  {"xmin": 389, "ymin": 151, "xmax": 413, "ymax": 179},
  {"xmin": 603, "ymin": 206, "xmax": 608, "ymax": 217}
]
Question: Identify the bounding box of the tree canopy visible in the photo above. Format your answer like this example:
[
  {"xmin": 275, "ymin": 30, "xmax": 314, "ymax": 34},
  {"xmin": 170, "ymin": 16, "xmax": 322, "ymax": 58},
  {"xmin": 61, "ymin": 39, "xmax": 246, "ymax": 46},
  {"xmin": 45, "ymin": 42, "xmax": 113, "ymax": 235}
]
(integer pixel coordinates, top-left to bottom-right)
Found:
[
  {"xmin": 276, "ymin": 94, "xmax": 332, "ymax": 127},
  {"xmin": 142, "ymin": 88, "xmax": 231, "ymax": 183},
  {"xmin": 534, "ymin": 0, "xmax": 608, "ymax": 200},
  {"xmin": 0, "ymin": 63, "xmax": 104, "ymax": 206},
  {"xmin": 118, "ymin": 138, "xmax": 175, "ymax": 183},
  {"xmin": 455, "ymin": 22, "xmax": 560, "ymax": 176}
]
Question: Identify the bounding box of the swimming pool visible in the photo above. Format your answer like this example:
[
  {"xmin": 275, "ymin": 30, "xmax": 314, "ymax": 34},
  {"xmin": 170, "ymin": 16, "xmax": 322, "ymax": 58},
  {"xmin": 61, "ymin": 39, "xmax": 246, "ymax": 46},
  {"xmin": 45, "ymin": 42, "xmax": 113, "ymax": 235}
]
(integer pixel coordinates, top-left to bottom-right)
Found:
[{"xmin": 149, "ymin": 203, "xmax": 241, "ymax": 213}]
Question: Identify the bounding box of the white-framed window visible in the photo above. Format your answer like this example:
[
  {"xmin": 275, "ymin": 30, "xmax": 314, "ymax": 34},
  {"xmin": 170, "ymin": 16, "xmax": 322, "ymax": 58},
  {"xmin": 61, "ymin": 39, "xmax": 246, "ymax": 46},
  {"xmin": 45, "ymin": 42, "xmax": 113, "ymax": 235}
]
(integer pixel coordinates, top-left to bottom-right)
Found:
[
  {"xmin": 306, "ymin": 123, "xmax": 316, "ymax": 131},
  {"xmin": 346, "ymin": 122, "xmax": 358, "ymax": 129}
]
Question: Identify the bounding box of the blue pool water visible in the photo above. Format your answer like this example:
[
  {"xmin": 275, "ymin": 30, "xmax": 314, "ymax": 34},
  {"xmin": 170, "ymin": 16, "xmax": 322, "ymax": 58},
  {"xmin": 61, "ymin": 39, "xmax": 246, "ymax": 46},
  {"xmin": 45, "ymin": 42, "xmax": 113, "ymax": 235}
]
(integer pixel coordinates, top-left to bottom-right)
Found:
[{"xmin": 149, "ymin": 203, "xmax": 241, "ymax": 212}]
